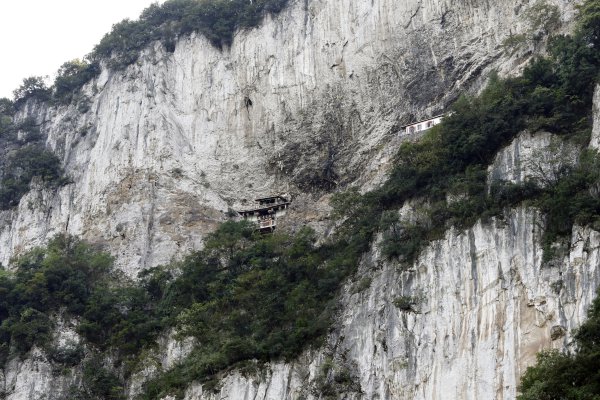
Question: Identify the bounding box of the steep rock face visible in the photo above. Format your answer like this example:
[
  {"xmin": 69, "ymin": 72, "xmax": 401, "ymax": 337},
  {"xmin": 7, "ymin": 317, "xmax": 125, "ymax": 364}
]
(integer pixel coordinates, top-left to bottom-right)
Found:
[
  {"xmin": 487, "ymin": 130, "xmax": 579, "ymax": 186},
  {"xmin": 0, "ymin": 0, "xmax": 578, "ymax": 275},
  {"xmin": 590, "ymin": 85, "xmax": 600, "ymax": 150},
  {"xmin": 341, "ymin": 213, "xmax": 599, "ymax": 400},
  {"xmin": 166, "ymin": 209, "xmax": 599, "ymax": 400},
  {"xmin": 149, "ymin": 88, "xmax": 600, "ymax": 400},
  {"xmin": 1, "ymin": 1, "xmax": 593, "ymax": 400},
  {"xmin": 2, "ymin": 348, "xmax": 74, "ymax": 399},
  {"xmin": 1, "ymin": 317, "xmax": 81, "ymax": 400}
]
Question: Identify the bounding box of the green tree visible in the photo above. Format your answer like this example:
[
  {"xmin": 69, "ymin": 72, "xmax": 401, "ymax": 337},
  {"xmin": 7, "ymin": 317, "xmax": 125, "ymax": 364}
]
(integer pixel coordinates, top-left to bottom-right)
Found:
[
  {"xmin": 13, "ymin": 76, "xmax": 51, "ymax": 105},
  {"xmin": 0, "ymin": 145, "xmax": 65, "ymax": 209},
  {"xmin": 53, "ymin": 59, "xmax": 100, "ymax": 104}
]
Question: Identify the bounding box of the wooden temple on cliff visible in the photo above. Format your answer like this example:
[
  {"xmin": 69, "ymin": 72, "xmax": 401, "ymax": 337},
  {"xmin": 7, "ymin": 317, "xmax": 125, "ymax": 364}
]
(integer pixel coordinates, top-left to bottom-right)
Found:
[{"xmin": 237, "ymin": 195, "xmax": 291, "ymax": 233}]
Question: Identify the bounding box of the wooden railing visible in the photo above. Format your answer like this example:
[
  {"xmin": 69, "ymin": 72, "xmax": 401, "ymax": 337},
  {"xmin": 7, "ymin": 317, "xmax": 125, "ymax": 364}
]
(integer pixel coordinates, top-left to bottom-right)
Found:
[{"xmin": 259, "ymin": 219, "xmax": 276, "ymax": 229}]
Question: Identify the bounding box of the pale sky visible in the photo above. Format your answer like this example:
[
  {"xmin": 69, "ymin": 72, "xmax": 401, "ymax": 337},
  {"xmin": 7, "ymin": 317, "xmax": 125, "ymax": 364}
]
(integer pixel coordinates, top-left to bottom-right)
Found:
[{"xmin": 0, "ymin": 0, "xmax": 164, "ymax": 99}]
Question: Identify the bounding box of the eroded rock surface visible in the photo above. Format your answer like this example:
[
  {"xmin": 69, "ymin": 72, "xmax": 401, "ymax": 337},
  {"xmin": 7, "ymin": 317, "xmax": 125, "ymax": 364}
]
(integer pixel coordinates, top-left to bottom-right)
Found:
[
  {"xmin": 0, "ymin": 0, "xmax": 578, "ymax": 275},
  {"xmin": 2, "ymin": 1, "xmax": 596, "ymax": 400}
]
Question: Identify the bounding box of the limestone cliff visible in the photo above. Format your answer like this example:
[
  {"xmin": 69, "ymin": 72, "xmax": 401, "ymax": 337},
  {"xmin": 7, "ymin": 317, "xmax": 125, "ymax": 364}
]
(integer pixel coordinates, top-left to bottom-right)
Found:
[
  {"xmin": 0, "ymin": 0, "xmax": 595, "ymax": 399},
  {"xmin": 0, "ymin": 0, "xmax": 578, "ymax": 274},
  {"xmin": 155, "ymin": 209, "xmax": 599, "ymax": 400}
]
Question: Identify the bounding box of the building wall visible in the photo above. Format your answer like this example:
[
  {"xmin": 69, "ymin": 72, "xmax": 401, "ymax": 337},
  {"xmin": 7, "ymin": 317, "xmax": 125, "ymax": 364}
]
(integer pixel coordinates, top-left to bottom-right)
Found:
[{"xmin": 404, "ymin": 116, "xmax": 443, "ymax": 134}]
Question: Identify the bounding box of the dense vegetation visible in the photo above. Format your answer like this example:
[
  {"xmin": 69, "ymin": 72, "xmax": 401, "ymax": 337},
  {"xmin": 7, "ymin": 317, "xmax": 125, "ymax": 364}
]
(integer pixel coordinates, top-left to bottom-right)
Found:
[
  {"xmin": 0, "ymin": 222, "xmax": 361, "ymax": 399},
  {"xmin": 0, "ymin": 145, "xmax": 66, "ymax": 209},
  {"xmin": 91, "ymin": 0, "xmax": 289, "ymax": 68},
  {"xmin": 0, "ymin": 97, "xmax": 66, "ymax": 209},
  {"xmin": 333, "ymin": 0, "xmax": 600, "ymax": 267},
  {"xmin": 0, "ymin": 237, "xmax": 113, "ymax": 364},
  {"xmin": 0, "ymin": 236, "xmax": 159, "ymax": 398},
  {"xmin": 11, "ymin": 77, "xmax": 52, "ymax": 107},
  {"xmin": 0, "ymin": 98, "xmax": 16, "ymax": 136},
  {"xmin": 140, "ymin": 222, "xmax": 359, "ymax": 398}
]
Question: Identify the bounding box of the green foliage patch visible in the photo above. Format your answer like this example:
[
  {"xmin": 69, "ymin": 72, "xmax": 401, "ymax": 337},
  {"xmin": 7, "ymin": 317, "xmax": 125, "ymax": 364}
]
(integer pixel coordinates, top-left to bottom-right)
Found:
[
  {"xmin": 334, "ymin": 0, "xmax": 600, "ymax": 266},
  {"xmin": 10, "ymin": 0, "xmax": 291, "ymax": 108},
  {"xmin": 91, "ymin": 0, "xmax": 289, "ymax": 69},
  {"xmin": 0, "ymin": 145, "xmax": 67, "ymax": 210},
  {"xmin": 0, "ymin": 236, "xmax": 112, "ymax": 364},
  {"xmin": 0, "ymin": 97, "xmax": 67, "ymax": 210},
  {"xmin": 12, "ymin": 77, "xmax": 51, "ymax": 107},
  {"xmin": 0, "ymin": 237, "xmax": 153, "ymax": 397},
  {"xmin": 52, "ymin": 60, "xmax": 100, "ymax": 105},
  {"xmin": 0, "ymin": 220, "xmax": 362, "ymax": 399},
  {"xmin": 139, "ymin": 221, "xmax": 359, "ymax": 399}
]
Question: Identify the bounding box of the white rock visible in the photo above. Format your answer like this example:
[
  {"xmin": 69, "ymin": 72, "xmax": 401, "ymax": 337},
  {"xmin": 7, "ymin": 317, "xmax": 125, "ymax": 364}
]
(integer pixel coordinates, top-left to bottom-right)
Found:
[
  {"xmin": 0, "ymin": 0, "xmax": 579, "ymax": 276},
  {"xmin": 2, "ymin": 1, "xmax": 594, "ymax": 400}
]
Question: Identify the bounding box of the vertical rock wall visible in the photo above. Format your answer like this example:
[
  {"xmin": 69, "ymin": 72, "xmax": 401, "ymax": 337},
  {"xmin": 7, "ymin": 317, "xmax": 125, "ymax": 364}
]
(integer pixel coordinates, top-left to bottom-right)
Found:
[
  {"xmin": 1, "ymin": 1, "xmax": 595, "ymax": 400},
  {"xmin": 0, "ymin": 0, "xmax": 578, "ymax": 275}
]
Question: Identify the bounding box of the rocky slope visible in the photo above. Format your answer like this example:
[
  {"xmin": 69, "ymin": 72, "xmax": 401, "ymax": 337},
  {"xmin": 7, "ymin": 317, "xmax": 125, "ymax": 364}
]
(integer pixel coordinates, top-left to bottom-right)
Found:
[
  {"xmin": 144, "ymin": 88, "xmax": 600, "ymax": 399},
  {"xmin": 159, "ymin": 210, "xmax": 599, "ymax": 400},
  {"xmin": 0, "ymin": 0, "xmax": 594, "ymax": 399}
]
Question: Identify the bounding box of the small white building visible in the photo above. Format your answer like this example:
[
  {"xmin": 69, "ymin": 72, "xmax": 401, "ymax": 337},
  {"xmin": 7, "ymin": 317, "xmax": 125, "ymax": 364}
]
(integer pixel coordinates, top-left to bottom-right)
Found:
[{"xmin": 401, "ymin": 114, "xmax": 446, "ymax": 135}]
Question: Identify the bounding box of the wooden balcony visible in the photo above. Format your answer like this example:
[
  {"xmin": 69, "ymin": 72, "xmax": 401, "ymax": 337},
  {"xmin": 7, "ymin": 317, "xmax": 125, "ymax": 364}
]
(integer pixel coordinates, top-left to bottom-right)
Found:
[{"xmin": 258, "ymin": 217, "xmax": 276, "ymax": 232}]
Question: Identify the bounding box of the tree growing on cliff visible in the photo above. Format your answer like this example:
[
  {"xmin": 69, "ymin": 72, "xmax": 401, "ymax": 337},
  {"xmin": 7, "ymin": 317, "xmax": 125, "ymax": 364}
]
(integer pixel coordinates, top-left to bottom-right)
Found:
[
  {"xmin": 0, "ymin": 145, "xmax": 65, "ymax": 209},
  {"xmin": 53, "ymin": 59, "xmax": 100, "ymax": 104},
  {"xmin": 12, "ymin": 76, "xmax": 51, "ymax": 105}
]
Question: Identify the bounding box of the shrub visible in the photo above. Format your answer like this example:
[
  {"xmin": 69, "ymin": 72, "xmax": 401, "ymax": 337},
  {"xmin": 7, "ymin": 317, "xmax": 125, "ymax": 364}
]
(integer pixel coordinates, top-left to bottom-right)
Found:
[
  {"xmin": 90, "ymin": 0, "xmax": 291, "ymax": 69},
  {"xmin": 80, "ymin": 357, "xmax": 126, "ymax": 400},
  {"xmin": 8, "ymin": 308, "xmax": 52, "ymax": 354},
  {"xmin": 393, "ymin": 296, "xmax": 418, "ymax": 312},
  {"xmin": 13, "ymin": 77, "xmax": 51, "ymax": 106},
  {"xmin": 47, "ymin": 341, "xmax": 84, "ymax": 366},
  {"xmin": 0, "ymin": 145, "xmax": 66, "ymax": 209},
  {"xmin": 0, "ymin": 98, "xmax": 15, "ymax": 137},
  {"xmin": 53, "ymin": 59, "xmax": 100, "ymax": 105}
]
